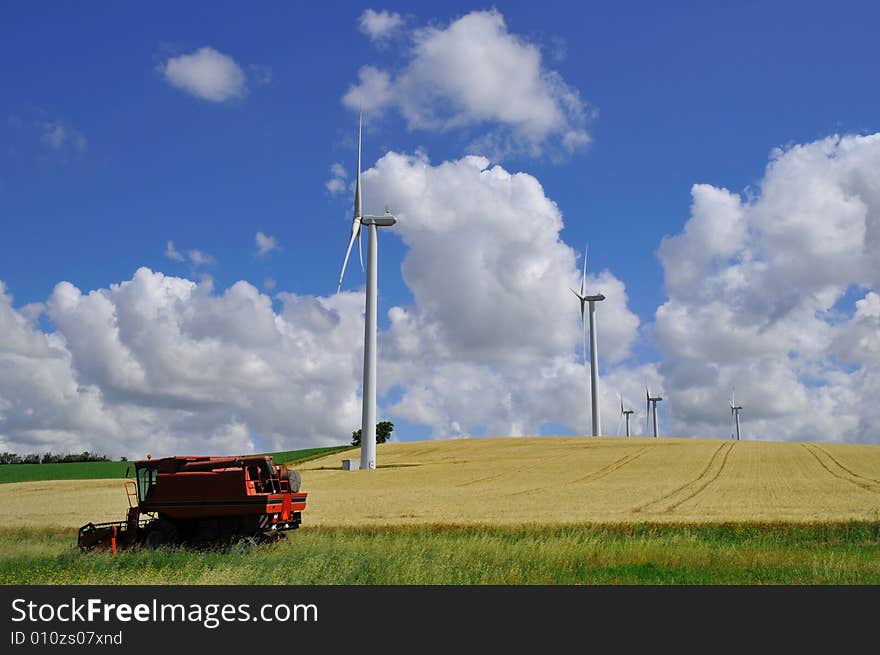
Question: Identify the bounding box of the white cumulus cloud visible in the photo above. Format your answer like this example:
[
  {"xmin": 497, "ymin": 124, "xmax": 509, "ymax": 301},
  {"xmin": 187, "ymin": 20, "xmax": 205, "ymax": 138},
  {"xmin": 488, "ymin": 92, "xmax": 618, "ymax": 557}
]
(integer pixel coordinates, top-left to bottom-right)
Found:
[
  {"xmin": 165, "ymin": 240, "xmax": 184, "ymax": 262},
  {"xmin": 0, "ymin": 270, "xmax": 367, "ymax": 458},
  {"xmin": 359, "ymin": 9, "xmax": 404, "ymax": 42},
  {"xmin": 654, "ymin": 133, "xmax": 880, "ymax": 443},
  {"xmin": 255, "ymin": 232, "xmax": 279, "ymax": 256},
  {"xmin": 325, "ymin": 162, "xmax": 348, "ymax": 195},
  {"xmin": 363, "ymin": 151, "xmax": 640, "ymax": 436},
  {"xmin": 344, "ymin": 10, "xmax": 590, "ymax": 157},
  {"xmin": 188, "ymin": 249, "xmax": 214, "ymax": 266},
  {"xmin": 161, "ymin": 47, "xmax": 248, "ymax": 102}
]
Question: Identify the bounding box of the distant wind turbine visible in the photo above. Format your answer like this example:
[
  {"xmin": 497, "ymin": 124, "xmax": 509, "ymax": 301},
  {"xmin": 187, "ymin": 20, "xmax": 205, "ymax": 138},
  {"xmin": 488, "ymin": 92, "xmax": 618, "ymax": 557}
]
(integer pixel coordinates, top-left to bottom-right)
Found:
[
  {"xmin": 646, "ymin": 386, "xmax": 663, "ymax": 438},
  {"xmin": 336, "ymin": 112, "xmax": 397, "ymax": 470},
  {"xmin": 617, "ymin": 394, "xmax": 635, "ymax": 437},
  {"xmin": 729, "ymin": 389, "xmax": 743, "ymax": 441},
  {"xmin": 570, "ymin": 244, "xmax": 606, "ymax": 436}
]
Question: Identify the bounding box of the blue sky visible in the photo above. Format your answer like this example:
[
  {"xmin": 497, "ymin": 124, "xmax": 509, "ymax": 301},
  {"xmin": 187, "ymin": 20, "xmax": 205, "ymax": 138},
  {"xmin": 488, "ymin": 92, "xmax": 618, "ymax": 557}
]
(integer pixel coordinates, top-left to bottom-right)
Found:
[
  {"xmin": 2, "ymin": 2, "xmax": 880, "ymax": 455},
  {"xmin": 5, "ymin": 2, "xmax": 877, "ymax": 311}
]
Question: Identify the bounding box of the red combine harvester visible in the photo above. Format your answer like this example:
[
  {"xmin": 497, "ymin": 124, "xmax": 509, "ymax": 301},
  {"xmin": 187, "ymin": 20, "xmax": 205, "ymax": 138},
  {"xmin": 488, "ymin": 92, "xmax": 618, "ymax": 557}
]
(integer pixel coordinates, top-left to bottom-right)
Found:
[{"xmin": 77, "ymin": 455, "xmax": 307, "ymax": 550}]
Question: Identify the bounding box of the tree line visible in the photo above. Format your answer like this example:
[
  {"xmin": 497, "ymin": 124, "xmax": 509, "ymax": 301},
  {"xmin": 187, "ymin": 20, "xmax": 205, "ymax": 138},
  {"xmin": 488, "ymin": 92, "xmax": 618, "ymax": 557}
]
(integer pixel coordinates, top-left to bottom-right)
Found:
[{"xmin": 0, "ymin": 451, "xmax": 111, "ymax": 465}]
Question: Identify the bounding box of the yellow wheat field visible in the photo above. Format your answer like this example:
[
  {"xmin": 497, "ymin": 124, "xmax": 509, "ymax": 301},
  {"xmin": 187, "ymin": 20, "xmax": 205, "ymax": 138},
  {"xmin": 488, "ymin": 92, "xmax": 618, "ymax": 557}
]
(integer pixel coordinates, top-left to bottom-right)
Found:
[{"xmin": 2, "ymin": 437, "xmax": 879, "ymax": 529}]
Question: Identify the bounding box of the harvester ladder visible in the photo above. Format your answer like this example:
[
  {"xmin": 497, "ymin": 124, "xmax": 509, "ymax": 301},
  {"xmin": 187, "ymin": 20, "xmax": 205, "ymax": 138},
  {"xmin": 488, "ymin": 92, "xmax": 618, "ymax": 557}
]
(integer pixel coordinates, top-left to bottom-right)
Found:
[{"xmin": 125, "ymin": 480, "xmax": 138, "ymax": 508}]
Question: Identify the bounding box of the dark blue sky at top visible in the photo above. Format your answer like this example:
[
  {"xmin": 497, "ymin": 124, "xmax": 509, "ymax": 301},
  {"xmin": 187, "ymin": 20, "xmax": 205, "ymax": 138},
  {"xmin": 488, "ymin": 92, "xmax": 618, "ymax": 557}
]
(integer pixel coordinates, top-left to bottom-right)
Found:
[{"xmin": 1, "ymin": 0, "xmax": 878, "ymax": 340}]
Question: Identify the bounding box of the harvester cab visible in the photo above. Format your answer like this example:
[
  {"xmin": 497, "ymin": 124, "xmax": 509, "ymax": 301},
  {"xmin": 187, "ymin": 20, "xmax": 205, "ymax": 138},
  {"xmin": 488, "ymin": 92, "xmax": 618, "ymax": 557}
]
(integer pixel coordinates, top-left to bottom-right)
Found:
[
  {"xmin": 77, "ymin": 455, "xmax": 307, "ymax": 551},
  {"xmin": 134, "ymin": 460, "xmax": 159, "ymax": 502}
]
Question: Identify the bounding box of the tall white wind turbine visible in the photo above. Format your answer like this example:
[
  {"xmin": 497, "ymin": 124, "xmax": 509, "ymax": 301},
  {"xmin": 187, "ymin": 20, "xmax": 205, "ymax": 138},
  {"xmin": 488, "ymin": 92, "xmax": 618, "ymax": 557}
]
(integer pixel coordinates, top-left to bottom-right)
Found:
[
  {"xmin": 646, "ymin": 386, "xmax": 663, "ymax": 438},
  {"xmin": 617, "ymin": 394, "xmax": 635, "ymax": 437},
  {"xmin": 337, "ymin": 112, "xmax": 397, "ymax": 470},
  {"xmin": 729, "ymin": 388, "xmax": 743, "ymax": 441},
  {"xmin": 570, "ymin": 244, "xmax": 605, "ymax": 436}
]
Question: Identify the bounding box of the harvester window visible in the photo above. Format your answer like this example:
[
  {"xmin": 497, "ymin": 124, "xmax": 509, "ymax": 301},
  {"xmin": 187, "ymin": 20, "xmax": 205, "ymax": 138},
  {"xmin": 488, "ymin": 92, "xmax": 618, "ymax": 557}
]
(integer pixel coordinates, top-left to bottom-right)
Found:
[
  {"xmin": 260, "ymin": 458, "xmax": 277, "ymax": 493},
  {"xmin": 136, "ymin": 466, "xmax": 158, "ymax": 501}
]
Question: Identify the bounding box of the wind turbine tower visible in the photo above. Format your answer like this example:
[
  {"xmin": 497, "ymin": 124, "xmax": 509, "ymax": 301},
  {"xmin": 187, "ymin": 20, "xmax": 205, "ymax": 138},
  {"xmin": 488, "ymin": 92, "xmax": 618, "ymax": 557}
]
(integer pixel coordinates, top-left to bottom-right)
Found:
[
  {"xmin": 729, "ymin": 389, "xmax": 743, "ymax": 441},
  {"xmin": 618, "ymin": 395, "xmax": 635, "ymax": 437},
  {"xmin": 336, "ymin": 112, "xmax": 397, "ymax": 470},
  {"xmin": 646, "ymin": 386, "xmax": 663, "ymax": 438},
  {"xmin": 571, "ymin": 244, "xmax": 605, "ymax": 436}
]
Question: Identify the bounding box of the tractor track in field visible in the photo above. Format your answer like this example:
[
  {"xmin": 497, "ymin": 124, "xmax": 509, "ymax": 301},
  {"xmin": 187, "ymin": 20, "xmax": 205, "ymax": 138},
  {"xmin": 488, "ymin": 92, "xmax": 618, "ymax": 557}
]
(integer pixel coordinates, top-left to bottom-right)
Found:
[
  {"xmin": 570, "ymin": 448, "xmax": 648, "ymax": 485},
  {"xmin": 455, "ymin": 473, "xmax": 506, "ymax": 487},
  {"xmin": 456, "ymin": 450, "xmax": 582, "ymax": 493},
  {"xmin": 634, "ymin": 441, "xmax": 736, "ymax": 514},
  {"xmin": 665, "ymin": 441, "xmax": 736, "ymax": 512},
  {"xmin": 811, "ymin": 444, "xmax": 880, "ymax": 484},
  {"xmin": 801, "ymin": 444, "xmax": 880, "ymax": 494},
  {"xmin": 399, "ymin": 447, "xmax": 442, "ymax": 459},
  {"xmin": 506, "ymin": 450, "xmax": 649, "ymax": 497}
]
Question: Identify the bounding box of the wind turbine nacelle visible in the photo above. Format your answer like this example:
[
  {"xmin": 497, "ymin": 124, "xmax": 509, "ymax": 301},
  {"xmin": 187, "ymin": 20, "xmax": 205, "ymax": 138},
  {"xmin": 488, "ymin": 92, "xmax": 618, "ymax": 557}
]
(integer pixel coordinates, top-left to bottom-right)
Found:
[{"xmin": 362, "ymin": 215, "xmax": 397, "ymax": 226}]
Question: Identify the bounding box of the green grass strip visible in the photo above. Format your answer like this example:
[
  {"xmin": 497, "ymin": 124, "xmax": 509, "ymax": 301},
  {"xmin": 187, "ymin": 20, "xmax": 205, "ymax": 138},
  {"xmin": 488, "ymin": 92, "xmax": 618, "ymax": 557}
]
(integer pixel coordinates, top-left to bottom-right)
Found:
[{"xmin": 1, "ymin": 521, "xmax": 877, "ymax": 585}]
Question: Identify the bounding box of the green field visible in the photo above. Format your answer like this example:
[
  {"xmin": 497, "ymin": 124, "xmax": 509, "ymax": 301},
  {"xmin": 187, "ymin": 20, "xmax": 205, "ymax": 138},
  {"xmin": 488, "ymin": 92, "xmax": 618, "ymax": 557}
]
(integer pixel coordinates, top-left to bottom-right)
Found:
[
  {"xmin": 0, "ymin": 446, "xmax": 352, "ymax": 484},
  {"xmin": 1, "ymin": 522, "xmax": 878, "ymax": 584},
  {"xmin": 0, "ymin": 460, "xmax": 129, "ymax": 484}
]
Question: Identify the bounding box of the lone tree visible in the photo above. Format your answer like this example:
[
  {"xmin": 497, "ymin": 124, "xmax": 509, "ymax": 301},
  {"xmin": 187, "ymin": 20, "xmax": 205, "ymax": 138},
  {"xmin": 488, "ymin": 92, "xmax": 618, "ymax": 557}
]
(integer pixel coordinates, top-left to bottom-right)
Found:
[{"xmin": 352, "ymin": 421, "xmax": 394, "ymax": 447}]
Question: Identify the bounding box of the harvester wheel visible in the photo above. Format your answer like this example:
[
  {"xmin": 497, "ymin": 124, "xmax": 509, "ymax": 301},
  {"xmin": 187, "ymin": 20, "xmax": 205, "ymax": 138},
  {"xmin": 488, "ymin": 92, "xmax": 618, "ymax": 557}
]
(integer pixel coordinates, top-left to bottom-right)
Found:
[
  {"xmin": 256, "ymin": 531, "xmax": 286, "ymax": 545},
  {"xmin": 143, "ymin": 519, "xmax": 179, "ymax": 549}
]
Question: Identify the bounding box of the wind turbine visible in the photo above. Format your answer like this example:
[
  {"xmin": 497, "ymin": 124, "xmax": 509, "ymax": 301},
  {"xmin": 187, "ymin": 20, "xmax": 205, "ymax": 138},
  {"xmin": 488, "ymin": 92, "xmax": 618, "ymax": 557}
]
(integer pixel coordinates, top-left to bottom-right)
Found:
[
  {"xmin": 646, "ymin": 386, "xmax": 663, "ymax": 438},
  {"xmin": 336, "ymin": 112, "xmax": 397, "ymax": 470},
  {"xmin": 617, "ymin": 394, "xmax": 635, "ymax": 437},
  {"xmin": 570, "ymin": 244, "xmax": 605, "ymax": 436},
  {"xmin": 729, "ymin": 389, "xmax": 743, "ymax": 441}
]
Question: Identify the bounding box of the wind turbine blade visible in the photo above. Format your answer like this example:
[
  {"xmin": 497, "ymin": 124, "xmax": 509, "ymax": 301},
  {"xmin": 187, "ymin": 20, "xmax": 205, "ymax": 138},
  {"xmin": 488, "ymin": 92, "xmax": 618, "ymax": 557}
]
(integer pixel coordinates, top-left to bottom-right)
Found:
[
  {"xmin": 358, "ymin": 225, "xmax": 364, "ymax": 272},
  {"xmin": 354, "ymin": 110, "xmax": 363, "ymax": 221},
  {"xmin": 337, "ymin": 222, "xmax": 360, "ymax": 293},
  {"xmin": 570, "ymin": 289, "xmax": 586, "ymax": 323},
  {"xmin": 570, "ymin": 292, "xmax": 588, "ymax": 331},
  {"xmin": 581, "ymin": 243, "xmax": 588, "ymax": 296},
  {"xmin": 615, "ymin": 393, "xmax": 623, "ymax": 435}
]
